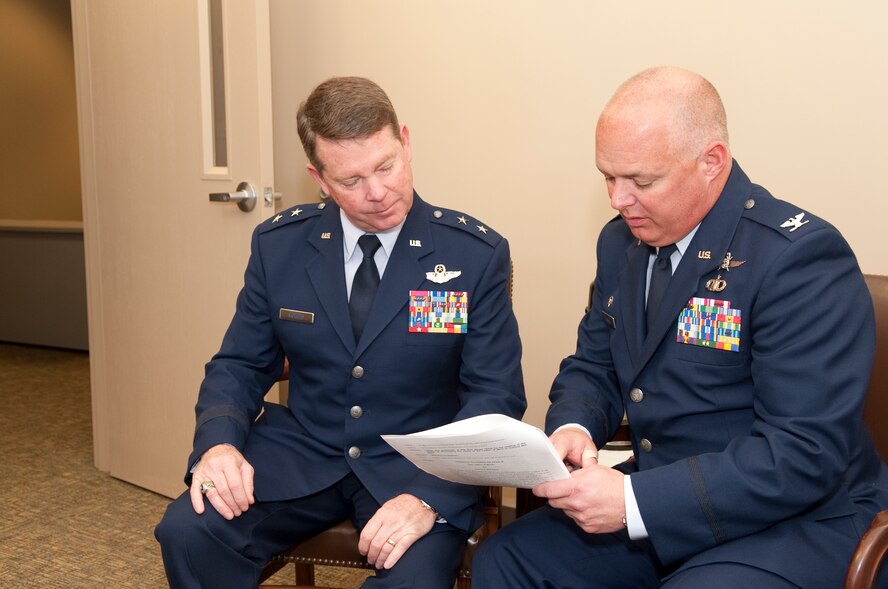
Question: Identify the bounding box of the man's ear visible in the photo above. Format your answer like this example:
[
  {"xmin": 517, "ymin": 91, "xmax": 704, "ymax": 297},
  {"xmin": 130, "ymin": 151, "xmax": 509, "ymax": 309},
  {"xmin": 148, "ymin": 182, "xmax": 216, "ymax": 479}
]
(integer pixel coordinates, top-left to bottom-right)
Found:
[
  {"xmin": 400, "ymin": 124, "xmax": 412, "ymax": 163},
  {"xmin": 701, "ymin": 141, "xmax": 728, "ymax": 179},
  {"xmin": 306, "ymin": 163, "xmax": 330, "ymax": 197}
]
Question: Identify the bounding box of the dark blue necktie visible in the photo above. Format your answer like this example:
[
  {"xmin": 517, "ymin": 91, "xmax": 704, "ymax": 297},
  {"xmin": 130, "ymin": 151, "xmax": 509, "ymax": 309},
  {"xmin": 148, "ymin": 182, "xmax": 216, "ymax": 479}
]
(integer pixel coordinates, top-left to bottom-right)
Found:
[
  {"xmin": 350, "ymin": 234, "xmax": 382, "ymax": 342},
  {"xmin": 646, "ymin": 244, "xmax": 677, "ymax": 333}
]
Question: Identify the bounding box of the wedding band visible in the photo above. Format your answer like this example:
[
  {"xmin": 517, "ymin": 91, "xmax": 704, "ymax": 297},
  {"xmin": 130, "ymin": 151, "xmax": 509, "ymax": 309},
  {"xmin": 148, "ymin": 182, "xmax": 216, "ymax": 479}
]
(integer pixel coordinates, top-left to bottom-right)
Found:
[
  {"xmin": 386, "ymin": 538, "xmax": 396, "ymax": 547},
  {"xmin": 199, "ymin": 480, "xmax": 215, "ymax": 492}
]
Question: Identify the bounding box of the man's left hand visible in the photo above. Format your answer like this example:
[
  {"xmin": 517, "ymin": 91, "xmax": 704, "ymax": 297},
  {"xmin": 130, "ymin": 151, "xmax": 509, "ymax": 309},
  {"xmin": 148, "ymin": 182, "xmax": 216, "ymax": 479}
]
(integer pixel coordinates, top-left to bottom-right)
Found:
[
  {"xmin": 358, "ymin": 493, "xmax": 437, "ymax": 569},
  {"xmin": 534, "ymin": 464, "xmax": 626, "ymax": 534}
]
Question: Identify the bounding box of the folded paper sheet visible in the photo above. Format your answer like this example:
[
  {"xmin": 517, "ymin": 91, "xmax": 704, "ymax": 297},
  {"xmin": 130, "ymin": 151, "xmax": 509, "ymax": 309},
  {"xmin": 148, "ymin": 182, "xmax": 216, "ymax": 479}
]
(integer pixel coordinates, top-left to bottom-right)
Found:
[{"xmin": 382, "ymin": 414, "xmax": 570, "ymax": 488}]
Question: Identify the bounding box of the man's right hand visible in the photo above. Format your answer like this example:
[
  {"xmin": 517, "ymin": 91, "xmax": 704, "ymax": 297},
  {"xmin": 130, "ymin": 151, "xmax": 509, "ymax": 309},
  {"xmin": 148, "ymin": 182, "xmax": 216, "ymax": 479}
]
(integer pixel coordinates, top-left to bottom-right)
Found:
[
  {"xmin": 189, "ymin": 444, "xmax": 255, "ymax": 519},
  {"xmin": 550, "ymin": 427, "xmax": 600, "ymax": 470}
]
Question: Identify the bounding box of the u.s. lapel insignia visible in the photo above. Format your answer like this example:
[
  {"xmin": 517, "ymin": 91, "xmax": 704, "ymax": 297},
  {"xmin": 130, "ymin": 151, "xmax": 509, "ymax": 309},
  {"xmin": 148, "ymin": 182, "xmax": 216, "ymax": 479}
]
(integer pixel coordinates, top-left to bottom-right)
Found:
[
  {"xmin": 780, "ymin": 212, "xmax": 809, "ymax": 232},
  {"xmin": 321, "ymin": 232, "xmax": 331, "ymax": 239},
  {"xmin": 426, "ymin": 264, "xmax": 462, "ymax": 284},
  {"xmin": 409, "ymin": 239, "xmax": 422, "ymax": 247},
  {"xmin": 698, "ymin": 250, "xmax": 711, "ymax": 259}
]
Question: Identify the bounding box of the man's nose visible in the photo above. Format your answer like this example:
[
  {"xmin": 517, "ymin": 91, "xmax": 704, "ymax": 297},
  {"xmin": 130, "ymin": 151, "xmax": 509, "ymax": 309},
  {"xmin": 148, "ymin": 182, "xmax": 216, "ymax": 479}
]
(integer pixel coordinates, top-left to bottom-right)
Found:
[
  {"xmin": 365, "ymin": 175, "xmax": 386, "ymax": 201},
  {"xmin": 609, "ymin": 180, "xmax": 635, "ymax": 211}
]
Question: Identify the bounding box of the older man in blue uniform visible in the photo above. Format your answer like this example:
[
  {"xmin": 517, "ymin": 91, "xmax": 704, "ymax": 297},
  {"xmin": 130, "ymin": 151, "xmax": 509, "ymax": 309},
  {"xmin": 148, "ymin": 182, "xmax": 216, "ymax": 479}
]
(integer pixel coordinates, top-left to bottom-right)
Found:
[
  {"xmin": 156, "ymin": 77, "xmax": 525, "ymax": 588},
  {"xmin": 474, "ymin": 67, "xmax": 888, "ymax": 588}
]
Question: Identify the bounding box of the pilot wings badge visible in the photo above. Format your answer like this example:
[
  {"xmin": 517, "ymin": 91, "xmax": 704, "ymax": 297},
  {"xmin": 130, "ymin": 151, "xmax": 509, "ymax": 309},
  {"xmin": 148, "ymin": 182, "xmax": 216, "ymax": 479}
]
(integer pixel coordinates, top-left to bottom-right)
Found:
[{"xmin": 426, "ymin": 264, "xmax": 462, "ymax": 284}]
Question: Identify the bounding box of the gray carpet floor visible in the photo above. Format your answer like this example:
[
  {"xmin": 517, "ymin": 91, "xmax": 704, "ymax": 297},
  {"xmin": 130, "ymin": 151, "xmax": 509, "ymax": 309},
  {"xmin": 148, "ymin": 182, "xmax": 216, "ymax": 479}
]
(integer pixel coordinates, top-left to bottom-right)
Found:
[{"xmin": 0, "ymin": 342, "xmax": 369, "ymax": 588}]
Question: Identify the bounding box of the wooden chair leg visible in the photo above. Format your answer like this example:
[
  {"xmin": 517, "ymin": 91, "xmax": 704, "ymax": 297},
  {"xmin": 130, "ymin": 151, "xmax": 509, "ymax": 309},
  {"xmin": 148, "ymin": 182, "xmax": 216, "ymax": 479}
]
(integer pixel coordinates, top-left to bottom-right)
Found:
[{"xmin": 294, "ymin": 562, "xmax": 315, "ymax": 585}]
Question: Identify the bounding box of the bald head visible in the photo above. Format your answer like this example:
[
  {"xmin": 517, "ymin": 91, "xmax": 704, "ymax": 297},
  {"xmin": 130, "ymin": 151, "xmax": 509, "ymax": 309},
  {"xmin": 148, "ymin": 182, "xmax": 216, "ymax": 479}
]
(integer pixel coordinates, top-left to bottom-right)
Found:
[
  {"xmin": 599, "ymin": 67, "xmax": 729, "ymax": 160},
  {"xmin": 595, "ymin": 67, "xmax": 732, "ymax": 246}
]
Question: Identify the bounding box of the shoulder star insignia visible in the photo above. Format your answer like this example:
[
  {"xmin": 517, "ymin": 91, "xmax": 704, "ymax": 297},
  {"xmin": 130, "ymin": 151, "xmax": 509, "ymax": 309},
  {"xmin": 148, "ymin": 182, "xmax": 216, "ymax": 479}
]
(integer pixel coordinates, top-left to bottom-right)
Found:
[
  {"xmin": 457, "ymin": 215, "xmax": 468, "ymax": 225},
  {"xmin": 290, "ymin": 208, "xmax": 302, "ymax": 217},
  {"xmin": 272, "ymin": 214, "xmax": 283, "ymax": 223},
  {"xmin": 477, "ymin": 225, "xmax": 488, "ymax": 234}
]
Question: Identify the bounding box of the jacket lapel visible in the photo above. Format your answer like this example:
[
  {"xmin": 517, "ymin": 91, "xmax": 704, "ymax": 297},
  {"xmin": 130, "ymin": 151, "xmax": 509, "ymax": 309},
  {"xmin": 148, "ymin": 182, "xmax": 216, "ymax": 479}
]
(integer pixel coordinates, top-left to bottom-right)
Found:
[
  {"xmin": 306, "ymin": 204, "xmax": 355, "ymax": 354},
  {"xmin": 617, "ymin": 239, "xmax": 652, "ymax": 370}
]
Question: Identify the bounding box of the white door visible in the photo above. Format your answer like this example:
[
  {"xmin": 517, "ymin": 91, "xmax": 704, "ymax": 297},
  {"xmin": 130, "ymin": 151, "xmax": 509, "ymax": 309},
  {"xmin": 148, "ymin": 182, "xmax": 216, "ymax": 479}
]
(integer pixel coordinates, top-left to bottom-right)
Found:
[{"xmin": 72, "ymin": 0, "xmax": 276, "ymax": 498}]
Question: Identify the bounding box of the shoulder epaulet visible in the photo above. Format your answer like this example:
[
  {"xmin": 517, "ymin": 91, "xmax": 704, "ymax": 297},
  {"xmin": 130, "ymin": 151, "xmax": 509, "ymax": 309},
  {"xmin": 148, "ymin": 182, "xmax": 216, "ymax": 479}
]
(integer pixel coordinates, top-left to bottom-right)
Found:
[
  {"xmin": 740, "ymin": 186, "xmax": 826, "ymax": 242},
  {"xmin": 258, "ymin": 202, "xmax": 327, "ymax": 234},
  {"xmin": 428, "ymin": 206, "xmax": 503, "ymax": 247}
]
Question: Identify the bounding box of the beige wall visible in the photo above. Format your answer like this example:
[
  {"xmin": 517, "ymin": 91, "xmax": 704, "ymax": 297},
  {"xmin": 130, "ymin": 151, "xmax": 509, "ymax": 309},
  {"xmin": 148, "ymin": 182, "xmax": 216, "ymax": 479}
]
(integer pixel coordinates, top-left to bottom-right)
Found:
[
  {"xmin": 269, "ymin": 0, "xmax": 888, "ymax": 429},
  {"xmin": 0, "ymin": 0, "xmax": 81, "ymax": 222}
]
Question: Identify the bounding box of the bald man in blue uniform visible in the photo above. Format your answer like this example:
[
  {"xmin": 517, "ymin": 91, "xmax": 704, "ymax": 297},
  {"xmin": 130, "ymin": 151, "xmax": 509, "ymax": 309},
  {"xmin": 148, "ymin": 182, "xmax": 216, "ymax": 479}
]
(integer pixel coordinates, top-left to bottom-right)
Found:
[
  {"xmin": 155, "ymin": 77, "xmax": 525, "ymax": 589},
  {"xmin": 474, "ymin": 67, "xmax": 888, "ymax": 588}
]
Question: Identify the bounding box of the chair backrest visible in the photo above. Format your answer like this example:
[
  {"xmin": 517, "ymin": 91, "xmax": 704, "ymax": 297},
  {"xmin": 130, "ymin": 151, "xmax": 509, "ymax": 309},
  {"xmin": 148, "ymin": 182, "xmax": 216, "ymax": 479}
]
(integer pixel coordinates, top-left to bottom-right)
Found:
[{"xmin": 864, "ymin": 274, "xmax": 888, "ymax": 458}]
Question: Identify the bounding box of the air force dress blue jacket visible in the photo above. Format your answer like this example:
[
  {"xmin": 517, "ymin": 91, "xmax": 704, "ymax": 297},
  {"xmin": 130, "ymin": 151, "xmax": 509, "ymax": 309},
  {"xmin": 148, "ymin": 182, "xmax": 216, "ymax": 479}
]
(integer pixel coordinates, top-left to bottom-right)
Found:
[
  {"xmin": 547, "ymin": 161, "xmax": 888, "ymax": 586},
  {"xmin": 188, "ymin": 194, "xmax": 526, "ymax": 534}
]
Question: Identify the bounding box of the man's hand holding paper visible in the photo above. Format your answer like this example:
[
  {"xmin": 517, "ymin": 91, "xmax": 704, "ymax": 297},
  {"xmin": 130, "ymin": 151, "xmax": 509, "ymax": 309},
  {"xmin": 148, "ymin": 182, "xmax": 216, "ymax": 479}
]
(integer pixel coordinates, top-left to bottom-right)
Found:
[{"xmin": 533, "ymin": 428, "xmax": 627, "ymax": 534}]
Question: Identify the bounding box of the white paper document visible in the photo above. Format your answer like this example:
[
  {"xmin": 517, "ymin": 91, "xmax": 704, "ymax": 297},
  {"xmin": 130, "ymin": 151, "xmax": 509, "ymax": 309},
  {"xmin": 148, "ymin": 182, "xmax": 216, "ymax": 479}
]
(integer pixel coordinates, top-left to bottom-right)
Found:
[{"xmin": 382, "ymin": 414, "xmax": 570, "ymax": 488}]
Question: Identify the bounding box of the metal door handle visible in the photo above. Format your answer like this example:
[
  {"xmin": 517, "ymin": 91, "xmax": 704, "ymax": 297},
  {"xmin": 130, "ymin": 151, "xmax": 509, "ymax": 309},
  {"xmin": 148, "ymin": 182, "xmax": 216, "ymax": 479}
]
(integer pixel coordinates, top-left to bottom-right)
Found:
[
  {"xmin": 209, "ymin": 181, "xmax": 257, "ymax": 212},
  {"xmin": 264, "ymin": 187, "xmax": 283, "ymax": 207}
]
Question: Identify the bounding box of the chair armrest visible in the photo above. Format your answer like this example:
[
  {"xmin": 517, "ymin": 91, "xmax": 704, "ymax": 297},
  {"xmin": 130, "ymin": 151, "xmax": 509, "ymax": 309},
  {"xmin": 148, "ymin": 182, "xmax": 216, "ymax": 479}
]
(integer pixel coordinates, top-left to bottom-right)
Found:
[
  {"xmin": 846, "ymin": 510, "xmax": 888, "ymax": 589},
  {"xmin": 278, "ymin": 359, "xmax": 289, "ymax": 382}
]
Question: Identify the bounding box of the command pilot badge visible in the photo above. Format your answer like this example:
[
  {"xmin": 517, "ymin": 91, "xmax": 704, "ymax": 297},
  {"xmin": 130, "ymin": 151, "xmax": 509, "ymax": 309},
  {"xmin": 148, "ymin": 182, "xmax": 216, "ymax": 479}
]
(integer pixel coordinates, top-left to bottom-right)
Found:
[{"xmin": 426, "ymin": 264, "xmax": 461, "ymax": 284}]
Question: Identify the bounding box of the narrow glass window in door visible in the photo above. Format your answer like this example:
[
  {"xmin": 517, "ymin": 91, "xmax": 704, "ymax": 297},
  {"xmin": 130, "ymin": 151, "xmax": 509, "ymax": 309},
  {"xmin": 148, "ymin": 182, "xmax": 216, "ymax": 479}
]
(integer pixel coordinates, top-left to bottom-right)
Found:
[
  {"xmin": 199, "ymin": 0, "xmax": 228, "ymax": 174},
  {"xmin": 209, "ymin": 0, "xmax": 227, "ymax": 167}
]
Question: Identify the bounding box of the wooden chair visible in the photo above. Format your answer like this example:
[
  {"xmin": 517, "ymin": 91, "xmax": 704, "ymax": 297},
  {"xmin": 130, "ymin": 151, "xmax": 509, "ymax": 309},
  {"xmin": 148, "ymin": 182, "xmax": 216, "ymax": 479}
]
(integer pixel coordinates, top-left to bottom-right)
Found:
[{"xmin": 845, "ymin": 273, "xmax": 888, "ymax": 589}]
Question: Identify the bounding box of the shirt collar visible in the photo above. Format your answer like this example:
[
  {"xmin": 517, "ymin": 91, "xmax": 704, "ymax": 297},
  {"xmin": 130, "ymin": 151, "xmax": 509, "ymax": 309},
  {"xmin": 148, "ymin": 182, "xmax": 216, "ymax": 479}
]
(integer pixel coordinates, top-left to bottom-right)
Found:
[
  {"xmin": 673, "ymin": 224, "xmax": 700, "ymax": 258},
  {"xmin": 340, "ymin": 209, "xmax": 405, "ymax": 260}
]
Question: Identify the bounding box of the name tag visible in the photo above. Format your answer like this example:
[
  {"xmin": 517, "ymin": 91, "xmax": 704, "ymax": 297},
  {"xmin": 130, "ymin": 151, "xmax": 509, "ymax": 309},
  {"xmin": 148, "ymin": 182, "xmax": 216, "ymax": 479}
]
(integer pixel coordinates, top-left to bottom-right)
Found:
[{"xmin": 279, "ymin": 308, "xmax": 314, "ymax": 324}]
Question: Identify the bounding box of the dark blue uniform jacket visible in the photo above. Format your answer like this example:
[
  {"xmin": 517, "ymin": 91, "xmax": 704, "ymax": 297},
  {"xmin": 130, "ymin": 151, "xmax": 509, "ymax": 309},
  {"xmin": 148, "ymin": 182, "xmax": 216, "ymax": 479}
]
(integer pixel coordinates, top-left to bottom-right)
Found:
[{"xmin": 188, "ymin": 194, "xmax": 525, "ymax": 534}]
